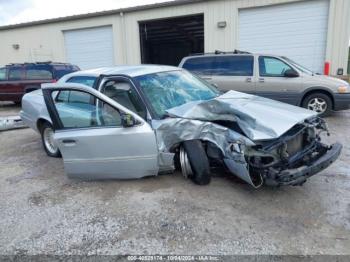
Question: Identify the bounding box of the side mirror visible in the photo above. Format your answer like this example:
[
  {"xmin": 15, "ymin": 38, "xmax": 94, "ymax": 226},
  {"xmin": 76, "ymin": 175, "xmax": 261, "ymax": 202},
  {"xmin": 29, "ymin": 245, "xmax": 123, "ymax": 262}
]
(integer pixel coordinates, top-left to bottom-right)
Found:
[
  {"xmin": 212, "ymin": 83, "xmax": 219, "ymax": 88},
  {"xmin": 284, "ymin": 69, "xmax": 299, "ymax": 78},
  {"xmin": 121, "ymin": 113, "xmax": 137, "ymax": 128}
]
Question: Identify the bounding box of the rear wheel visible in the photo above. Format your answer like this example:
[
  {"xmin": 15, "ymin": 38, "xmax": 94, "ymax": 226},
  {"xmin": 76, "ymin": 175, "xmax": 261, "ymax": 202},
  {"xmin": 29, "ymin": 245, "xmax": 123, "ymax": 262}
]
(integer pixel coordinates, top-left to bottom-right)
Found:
[
  {"xmin": 181, "ymin": 140, "xmax": 211, "ymax": 185},
  {"xmin": 40, "ymin": 122, "xmax": 61, "ymax": 158},
  {"xmin": 302, "ymin": 93, "xmax": 332, "ymax": 117}
]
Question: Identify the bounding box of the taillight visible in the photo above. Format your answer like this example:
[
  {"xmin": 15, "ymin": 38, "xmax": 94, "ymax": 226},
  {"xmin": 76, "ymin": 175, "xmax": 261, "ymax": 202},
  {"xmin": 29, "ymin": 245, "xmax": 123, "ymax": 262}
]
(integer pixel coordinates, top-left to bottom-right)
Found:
[{"xmin": 52, "ymin": 79, "xmax": 57, "ymax": 83}]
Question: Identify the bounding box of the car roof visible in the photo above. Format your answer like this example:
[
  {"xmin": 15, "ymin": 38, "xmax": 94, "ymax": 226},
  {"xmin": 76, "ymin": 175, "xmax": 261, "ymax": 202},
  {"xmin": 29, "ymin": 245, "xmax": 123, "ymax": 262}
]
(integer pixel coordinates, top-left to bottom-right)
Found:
[
  {"xmin": 5, "ymin": 62, "xmax": 76, "ymax": 67},
  {"xmin": 58, "ymin": 65, "xmax": 180, "ymax": 82},
  {"xmin": 178, "ymin": 53, "xmax": 286, "ymax": 67},
  {"xmin": 182, "ymin": 53, "xmax": 282, "ymax": 59}
]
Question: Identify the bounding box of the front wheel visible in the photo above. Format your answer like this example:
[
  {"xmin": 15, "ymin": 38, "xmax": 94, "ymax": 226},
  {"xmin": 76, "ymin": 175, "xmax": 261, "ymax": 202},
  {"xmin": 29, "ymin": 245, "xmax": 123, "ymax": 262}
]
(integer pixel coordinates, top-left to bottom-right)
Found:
[
  {"xmin": 302, "ymin": 93, "xmax": 332, "ymax": 117},
  {"xmin": 40, "ymin": 122, "xmax": 61, "ymax": 158},
  {"xmin": 181, "ymin": 140, "xmax": 211, "ymax": 185}
]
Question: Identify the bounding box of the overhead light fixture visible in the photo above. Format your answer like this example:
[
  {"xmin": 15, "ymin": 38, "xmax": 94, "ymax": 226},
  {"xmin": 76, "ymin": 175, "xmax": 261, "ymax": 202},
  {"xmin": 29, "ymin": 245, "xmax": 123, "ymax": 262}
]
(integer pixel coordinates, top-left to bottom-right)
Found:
[{"xmin": 217, "ymin": 21, "xmax": 227, "ymax": 28}]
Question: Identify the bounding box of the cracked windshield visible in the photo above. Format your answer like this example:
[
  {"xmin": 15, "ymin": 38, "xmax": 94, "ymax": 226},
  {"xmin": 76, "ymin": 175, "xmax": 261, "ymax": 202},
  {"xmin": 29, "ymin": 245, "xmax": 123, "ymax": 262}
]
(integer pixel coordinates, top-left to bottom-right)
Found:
[{"xmin": 135, "ymin": 70, "xmax": 220, "ymax": 118}]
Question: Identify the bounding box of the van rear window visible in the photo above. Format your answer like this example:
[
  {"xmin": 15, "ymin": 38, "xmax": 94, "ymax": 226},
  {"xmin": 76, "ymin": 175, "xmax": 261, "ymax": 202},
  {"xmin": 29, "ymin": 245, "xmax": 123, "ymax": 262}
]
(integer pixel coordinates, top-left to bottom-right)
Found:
[
  {"xmin": 183, "ymin": 55, "xmax": 254, "ymax": 76},
  {"xmin": 182, "ymin": 57, "xmax": 214, "ymax": 75},
  {"xmin": 211, "ymin": 56, "xmax": 254, "ymax": 76}
]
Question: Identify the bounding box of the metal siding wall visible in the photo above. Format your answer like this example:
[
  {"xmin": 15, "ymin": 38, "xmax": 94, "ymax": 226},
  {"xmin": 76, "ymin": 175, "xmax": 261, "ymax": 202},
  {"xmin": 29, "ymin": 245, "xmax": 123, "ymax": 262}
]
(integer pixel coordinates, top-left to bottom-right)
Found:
[
  {"xmin": 0, "ymin": 16, "xmax": 118, "ymax": 65},
  {"xmin": 238, "ymin": 0, "xmax": 329, "ymax": 73},
  {"xmin": 326, "ymin": 0, "xmax": 350, "ymax": 75},
  {"xmin": 0, "ymin": 0, "xmax": 348, "ymax": 74}
]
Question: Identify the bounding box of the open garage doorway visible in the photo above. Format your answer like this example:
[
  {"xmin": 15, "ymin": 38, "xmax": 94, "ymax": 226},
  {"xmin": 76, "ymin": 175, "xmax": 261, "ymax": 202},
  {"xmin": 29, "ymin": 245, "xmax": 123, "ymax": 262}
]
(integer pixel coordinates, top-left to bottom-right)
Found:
[{"xmin": 139, "ymin": 14, "xmax": 204, "ymax": 66}]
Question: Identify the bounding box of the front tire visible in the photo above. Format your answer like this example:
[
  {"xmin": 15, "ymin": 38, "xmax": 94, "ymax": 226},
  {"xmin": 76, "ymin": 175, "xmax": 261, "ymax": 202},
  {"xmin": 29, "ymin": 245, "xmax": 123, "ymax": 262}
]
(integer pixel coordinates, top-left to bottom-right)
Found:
[
  {"xmin": 302, "ymin": 93, "xmax": 332, "ymax": 117},
  {"xmin": 40, "ymin": 122, "xmax": 61, "ymax": 158},
  {"xmin": 182, "ymin": 140, "xmax": 211, "ymax": 185}
]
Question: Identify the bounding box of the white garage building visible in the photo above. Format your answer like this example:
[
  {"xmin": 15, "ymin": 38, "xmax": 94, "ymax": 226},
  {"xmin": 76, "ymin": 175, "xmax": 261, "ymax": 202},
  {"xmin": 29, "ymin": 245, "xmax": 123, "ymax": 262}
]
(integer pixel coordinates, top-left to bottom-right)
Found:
[{"xmin": 0, "ymin": 0, "xmax": 349, "ymax": 75}]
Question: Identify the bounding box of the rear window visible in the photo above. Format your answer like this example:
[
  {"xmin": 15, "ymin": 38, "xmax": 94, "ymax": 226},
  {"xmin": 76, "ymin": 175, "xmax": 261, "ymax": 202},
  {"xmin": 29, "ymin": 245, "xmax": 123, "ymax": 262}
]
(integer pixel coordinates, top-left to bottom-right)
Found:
[
  {"xmin": 53, "ymin": 65, "xmax": 80, "ymax": 79},
  {"xmin": 67, "ymin": 76, "xmax": 96, "ymax": 87},
  {"xmin": 25, "ymin": 65, "xmax": 53, "ymax": 80},
  {"xmin": 0, "ymin": 68, "xmax": 6, "ymax": 81},
  {"xmin": 211, "ymin": 56, "xmax": 254, "ymax": 76},
  {"xmin": 56, "ymin": 90, "xmax": 91, "ymax": 104},
  {"xmin": 182, "ymin": 57, "xmax": 214, "ymax": 75},
  {"xmin": 8, "ymin": 67, "xmax": 24, "ymax": 80},
  {"xmin": 182, "ymin": 55, "xmax": 254, "ymax": 76}
]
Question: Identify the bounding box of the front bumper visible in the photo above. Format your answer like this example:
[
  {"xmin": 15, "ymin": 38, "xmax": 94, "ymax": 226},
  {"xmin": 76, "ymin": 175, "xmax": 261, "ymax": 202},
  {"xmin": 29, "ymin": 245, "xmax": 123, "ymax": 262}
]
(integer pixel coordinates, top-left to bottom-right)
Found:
[
  {"xmin": 264, "ymin": 142, "xmax": 342, "ymax": 186},
  {"xmin": 333, "ymin": 93, "xmax": 350, "ymax": 111}
]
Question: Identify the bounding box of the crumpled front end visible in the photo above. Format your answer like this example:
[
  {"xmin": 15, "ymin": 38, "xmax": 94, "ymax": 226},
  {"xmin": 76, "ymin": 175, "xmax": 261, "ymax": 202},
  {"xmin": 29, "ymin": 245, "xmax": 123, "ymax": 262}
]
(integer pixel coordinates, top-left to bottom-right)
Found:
[
  {"xmin": 152, "ymin": 91, "xmax": 342, "ymax": 188},
  {"xmin": 243, "ymin": 117, "xmax": 342, "ymax": 186}
]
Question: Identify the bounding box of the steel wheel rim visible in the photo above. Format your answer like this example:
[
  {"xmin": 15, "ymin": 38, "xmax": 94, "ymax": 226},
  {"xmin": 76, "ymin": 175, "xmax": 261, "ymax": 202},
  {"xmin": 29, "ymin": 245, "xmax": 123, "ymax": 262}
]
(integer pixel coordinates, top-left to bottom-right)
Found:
[
  {"xmin": 179, "ymin": 147, "xmax": 193, "ymax": 178},
  {"xmin": 307, "ymin": 97, "xmax": 327, "ymax": 113},
  {"xmin": 43, "ymin": 127, "xmax": 58, "ymax": 154}
]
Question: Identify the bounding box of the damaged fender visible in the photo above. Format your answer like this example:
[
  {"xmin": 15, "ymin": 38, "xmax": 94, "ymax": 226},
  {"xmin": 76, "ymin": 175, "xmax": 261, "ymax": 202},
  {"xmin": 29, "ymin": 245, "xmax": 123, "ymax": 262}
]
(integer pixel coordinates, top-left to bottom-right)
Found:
[{"xmin": 152, "ymin": 118, "xmax": 257, "ymax": 186}]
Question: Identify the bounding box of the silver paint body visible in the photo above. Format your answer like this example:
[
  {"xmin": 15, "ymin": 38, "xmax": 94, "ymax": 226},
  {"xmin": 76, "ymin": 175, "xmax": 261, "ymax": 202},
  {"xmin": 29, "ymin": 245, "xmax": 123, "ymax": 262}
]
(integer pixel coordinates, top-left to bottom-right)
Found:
[{"xmin": 20, "ymin": 66, "xmax": 319, "ymax": 182}]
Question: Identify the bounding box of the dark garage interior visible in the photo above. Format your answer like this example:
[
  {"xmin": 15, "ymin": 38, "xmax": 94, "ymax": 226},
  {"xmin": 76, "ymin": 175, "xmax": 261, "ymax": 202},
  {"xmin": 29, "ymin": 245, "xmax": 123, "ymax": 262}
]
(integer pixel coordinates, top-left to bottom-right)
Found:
[{"xmin": 139, "ymin": 14, "xmax": 204, "ymax": 66}]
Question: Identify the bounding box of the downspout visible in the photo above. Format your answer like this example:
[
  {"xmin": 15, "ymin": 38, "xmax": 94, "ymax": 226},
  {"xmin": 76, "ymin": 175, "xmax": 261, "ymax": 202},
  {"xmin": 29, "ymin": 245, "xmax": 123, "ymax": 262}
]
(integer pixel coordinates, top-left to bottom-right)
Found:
[{"xmin": 120, "ymin": 12, "xmax": 128, "ymax": 64}]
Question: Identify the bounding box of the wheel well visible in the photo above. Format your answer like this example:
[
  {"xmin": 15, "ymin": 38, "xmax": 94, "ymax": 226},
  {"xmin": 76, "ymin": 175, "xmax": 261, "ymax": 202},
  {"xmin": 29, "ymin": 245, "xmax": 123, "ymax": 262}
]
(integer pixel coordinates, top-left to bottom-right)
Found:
[
  {"xmin": 37, "ymin": 118, "xmax": 49, "ymax": 132},
  {"xmin": 24, "ymin": 87, "xmax": 40, "ymax": 93},
  {"xmin": 171, "ymin": 140, "xmax": 205, "ymax": 151},
  {"xmin": 301, "ymin": 89, "xmax": 334, "ymax": 110}
]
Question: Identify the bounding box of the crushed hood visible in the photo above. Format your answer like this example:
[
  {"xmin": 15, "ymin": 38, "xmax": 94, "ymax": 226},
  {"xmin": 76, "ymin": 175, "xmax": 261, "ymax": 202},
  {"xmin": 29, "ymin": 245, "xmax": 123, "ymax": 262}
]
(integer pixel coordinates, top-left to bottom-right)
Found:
[{"xmin": 166, "ymin": 91, "xmax": 317, "ymax": 141}]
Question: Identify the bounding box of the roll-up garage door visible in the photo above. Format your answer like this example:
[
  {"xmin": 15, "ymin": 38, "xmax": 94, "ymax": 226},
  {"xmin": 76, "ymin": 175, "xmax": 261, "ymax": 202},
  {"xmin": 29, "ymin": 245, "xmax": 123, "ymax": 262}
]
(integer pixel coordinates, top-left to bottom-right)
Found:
[
  {"xmin": 64, "ymin": 26, "xmax": 114, "ymax": 70},
  {"xmin": 239, "ymin": 0, "xmax": 329, "ymax": 74}
]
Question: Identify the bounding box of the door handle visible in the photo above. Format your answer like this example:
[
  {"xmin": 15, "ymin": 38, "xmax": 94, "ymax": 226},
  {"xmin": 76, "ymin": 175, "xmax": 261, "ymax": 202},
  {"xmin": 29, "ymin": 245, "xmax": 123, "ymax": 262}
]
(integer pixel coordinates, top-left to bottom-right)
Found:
[
  {"xmin": 202, "ymin": 77, "xmax": 212, "ymax": 81},
  {"xmin": 246, "ymin": 77, "xmax": 252, "ymax": 83},
  {"xmin": 61, "ymin": 139, "xmax": 76, "ymax": 146},
  {"xmin": 259, "ymin": 78, "xmax": 265, "ymax": 83}
]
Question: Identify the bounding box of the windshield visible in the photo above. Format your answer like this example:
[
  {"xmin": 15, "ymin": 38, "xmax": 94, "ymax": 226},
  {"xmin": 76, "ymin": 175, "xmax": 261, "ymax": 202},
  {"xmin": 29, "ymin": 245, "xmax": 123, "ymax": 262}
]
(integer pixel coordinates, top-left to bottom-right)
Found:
[
  {"xmin": 282, "ymin": 57, "xmax": 314, "ymax": 75},
  {"xmin": 135, "ymin": 70, "xmax": 220, "ymax": 118}
]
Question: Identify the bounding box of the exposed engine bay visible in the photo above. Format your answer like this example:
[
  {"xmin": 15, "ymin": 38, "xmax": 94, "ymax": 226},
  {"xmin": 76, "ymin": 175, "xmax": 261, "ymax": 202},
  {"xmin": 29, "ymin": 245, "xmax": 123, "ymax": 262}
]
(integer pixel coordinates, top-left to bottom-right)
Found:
[
  {"xmin": 246, "ymin": 118, "xmax": 328, "ymax": 184},
  {"xmin": 221, "ymin": 117, "xmax": 340, "ymax": 187}
]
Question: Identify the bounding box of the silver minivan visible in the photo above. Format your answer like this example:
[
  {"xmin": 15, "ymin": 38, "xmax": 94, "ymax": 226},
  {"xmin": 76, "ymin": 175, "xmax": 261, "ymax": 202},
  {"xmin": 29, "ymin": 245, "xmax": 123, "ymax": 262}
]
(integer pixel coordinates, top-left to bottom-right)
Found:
[{"xmin": 179, "ymin": 51, "xmax": 350, "ymax": 116}]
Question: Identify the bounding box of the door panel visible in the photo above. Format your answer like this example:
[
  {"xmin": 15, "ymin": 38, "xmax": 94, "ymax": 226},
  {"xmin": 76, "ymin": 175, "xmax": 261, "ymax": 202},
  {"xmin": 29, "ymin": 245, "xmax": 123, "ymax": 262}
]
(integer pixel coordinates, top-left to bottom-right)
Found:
[
  {"xmin": 256, "ymin": 56, "xmax": 301, "ymax": 105},
  {"xmin": 209, "ymin": 55, "xmax": 256, "ymax": 94},
  {"xmin": 211, "ymin": 75, "xmax": 255, "ymax": 94},
  {"xmin": 0, "ymin": 66, "xmax": 24, "ymax": 101},
  {"xmin": 55, "ymin": 126, "xmax": 158, "ymax": 179},
  {"xmin": 42, "ymin": 83, "xmax": 159, "ymax": 180}
]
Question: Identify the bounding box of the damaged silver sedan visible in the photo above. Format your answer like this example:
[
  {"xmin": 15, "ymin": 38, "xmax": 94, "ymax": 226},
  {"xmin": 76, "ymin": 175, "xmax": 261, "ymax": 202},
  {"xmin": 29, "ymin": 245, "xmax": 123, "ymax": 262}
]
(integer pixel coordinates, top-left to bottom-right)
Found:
[{"xmin": 21, "ymin": 66, "xmax": 342, "ymax": 187}]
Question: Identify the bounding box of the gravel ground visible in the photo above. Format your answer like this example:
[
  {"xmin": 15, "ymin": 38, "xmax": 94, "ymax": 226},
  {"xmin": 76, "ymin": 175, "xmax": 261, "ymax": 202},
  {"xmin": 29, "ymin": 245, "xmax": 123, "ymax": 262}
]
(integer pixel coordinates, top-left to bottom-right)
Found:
[
  {"xmin": 0, "ymin": 102, "xmax": 21, "ymax": 117},
  {"xmin": 0, "ymin": 104, "xmax": 349, "ymax": 255}
]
